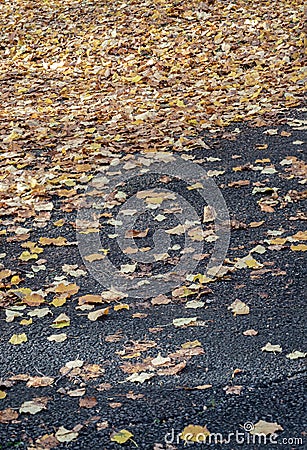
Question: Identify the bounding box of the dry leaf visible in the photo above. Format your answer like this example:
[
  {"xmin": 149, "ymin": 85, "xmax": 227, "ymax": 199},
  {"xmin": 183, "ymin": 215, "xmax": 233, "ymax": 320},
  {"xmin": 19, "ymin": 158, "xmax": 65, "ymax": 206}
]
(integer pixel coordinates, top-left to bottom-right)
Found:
[
  {"xmin": 228, "ymin": 299, "xmax": 250, "ymax": 316},
  {"xmin": 180, "ymin": 424, "xmax": 210, "ymax": 442},
  {"xmin": 9, "ymin": 333, "xmax": 27, "ymax": 345},
  {"xmin": 173, "ymin": 317, "xmax": 197, "ymax": 327},
  {"xmin": 79, "ymin": 396, "xmax": 98, "ymax": 408},
  {"xmin": 151, "ymin": 353, "xmax": 171, "ymax": 366},
  {"xmin": 261, "ymin": 342, "xmax": 282, "ymax": 353},
  {"xmin": 87, "ymin": 307, "xmax": 109, "ymax": 321},
  {"xmin": 78, "ymin": 294, "xmax": 102, "ymax": 305},
  {"xmin": 286, "ymin": 351, "xmax": 306, "ymax": 360},
  {"xmin": 151, "ymin": 294, "xmax": 171, "ymax": 305},
  {"xmin": 19, "ymin": 398, "xmax": 47, "ymax": 415},
  {"xmin": 223, "ymin": 385, "xmax": 243, "ymax": 395},
  {"xmin": 125, "ymin": 372, "xmax": 155, "ymax": 383},
  {"xmin": 27, "ymin": 376, "xmax": 54, "ymax": 388},
  {"xmin": 0, "ymin": 408, "xmax": 18, "ymax": 423},
  {"xmin": 55, "ymin": 427, "xmax": 79, "ymax": 443},
  {"xmin": 47, "ymin": 333, "xmax": 67, "ymax": 343},
  {"xmin": 243, "ymin": 329, "xmax": 258, "ymax": 336},
  {"xmin": 181, "ymin": 340, "xmax": 202, "ymax": 349},
  {"xmin": 203, "ymin": 206, "xmax": 216, "ymax": 223},
  {"xmin": 51, "ymin": 313, "xmax": 70, "ymax": 328},
  {"xmin": 111, "ymin": 429, "xmax": 134, "ymax": 444},
  {"xmin": 250, "ymin": 420, "xmax": 283, "ymax": 435}
]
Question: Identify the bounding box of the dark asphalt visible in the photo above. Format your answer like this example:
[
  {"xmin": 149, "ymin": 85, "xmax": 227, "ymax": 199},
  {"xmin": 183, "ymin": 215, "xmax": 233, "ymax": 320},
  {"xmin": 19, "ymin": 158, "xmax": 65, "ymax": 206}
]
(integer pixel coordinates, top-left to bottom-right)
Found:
[{"xmin": 0, "ymin": 106, "xmax": 306, "ymax": 449}]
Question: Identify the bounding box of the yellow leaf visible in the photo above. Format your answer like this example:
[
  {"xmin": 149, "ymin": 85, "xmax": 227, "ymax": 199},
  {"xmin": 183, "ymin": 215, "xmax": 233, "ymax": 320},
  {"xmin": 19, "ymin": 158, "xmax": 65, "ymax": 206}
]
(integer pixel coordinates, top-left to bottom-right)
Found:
[
  {"xmin": 114, "ymin": 303, "xmax": 129, "ymax": 311},
  {"xmin": 39, "ymin": 237, "xmax": 67, "ymax": 246},
  {"xmin": 111, "ymin": 429, "xmax": 134, "ymax": 444},
  {"xmin": 9, "ymin": 333, "xmax": 28, "ymax": 345},
  {"xmin": 180, "ymin": 424, "xmax": 210, "ymax": 443},
  {"xmin": 19, "ymin": 251, "xmax": 38, "ymax": 261},
  {"xmin": 51, "ymin": 297, "xmax": 67, "ymax": 307},
  {"xmin": 291, "ymin": 231, "xmax": 307, "ymax": 241},
  {"xmin": 54, "ymin": 219, "xmax": 65, "ymax": 227},
  {"xmin": 176, "ymin": 99, "xmax": 185, "ymax": 107},
  {"xmin": 181, "ymin": 340, "xmax": 202, "ymax": 349},
  {"xmin": 290, "ymin": 244, "xmax": 307, "ymax": 252},
  {"xmin": 51, "ymin": 313, "xmax": 70, "ymax": 328},
  {"xmin": 270, "ymin": 238, "xmax": 287, "ymax": 245},
  {"xmin": 130, "ymin": 75, "xmax": 142, "ymax": 83},
  {"xmin": 20, "ymin": 318, "xmax": 33, "ymax": 326},
  {"xmin": 11, "ymin": 275, "xmax": 22, "ymax": 285},
  {"xmin": 0, "ymin": 391, "xmax": 7, "ymax": 399}
]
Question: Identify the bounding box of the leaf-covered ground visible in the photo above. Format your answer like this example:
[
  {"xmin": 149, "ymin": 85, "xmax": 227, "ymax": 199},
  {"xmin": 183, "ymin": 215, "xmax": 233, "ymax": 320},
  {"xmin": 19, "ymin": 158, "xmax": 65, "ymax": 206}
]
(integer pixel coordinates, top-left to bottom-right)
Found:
[{"xmin": 0, "ymin": 0, "xmax": 306, "ymax": 449}]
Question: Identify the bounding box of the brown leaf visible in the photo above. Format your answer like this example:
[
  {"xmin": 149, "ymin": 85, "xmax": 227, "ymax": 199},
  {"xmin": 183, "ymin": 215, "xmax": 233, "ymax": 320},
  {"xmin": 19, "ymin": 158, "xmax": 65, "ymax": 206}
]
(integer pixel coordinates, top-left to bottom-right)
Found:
[
  {"xmin": 26, "ymin": 376, "xmax": 54, "ymax": 388},
  {"xmin": 79, "ymin": 396, "xmax": 98, "ymax": 408},
  {"xmin": 243, "ymin": 329, "xmax": 258, "ymax": 336},
  {"xmin": 0, "ymin": 408, "xmax": 18, "ymax": 423},
  {"xmin": 223, "ymin": 385, "xmax": 243, "ymax": 395}
]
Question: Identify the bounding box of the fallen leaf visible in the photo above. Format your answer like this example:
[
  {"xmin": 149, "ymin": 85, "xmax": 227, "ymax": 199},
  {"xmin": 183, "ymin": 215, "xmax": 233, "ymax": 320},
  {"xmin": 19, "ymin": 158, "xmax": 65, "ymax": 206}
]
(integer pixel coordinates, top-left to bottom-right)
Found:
[
  {"xmin": 9, "ymin": 333, "xmax": 27, "ymax": 345},
  {"xmin": 228, "ymin": 299, "xmax": 250, "ymax": 316},
  {"xmin": 55, "ymin": 427, "xmax": 79, "ymax": 443},
  {"xmin": 125, "ymin": 372, "xmax": 155, "ymax": 383},
  {"xmin": 180, "ymin": 424, "xmax": 210, "ymax": 442},
  {"xmin": 111, "ymin": 429, "xmax": 134, "ymax": 444},
  {"xmin": 223, "ymin": 385, "xmax": 243, "ymax": 395},
  {"xmin": 290, "ymin": 244, "xmax": 307, "ymax": 251},
  {"xmin": 19, "ymin": 398, "xmax": 47, "ymax": 415},
  {"xmin": 286, "ymin": 350, "xmax": 306, "ymax": 360},
  {"xmin": 78, "ymin": 294, "xmax": 103, "ymax": 305},
  {"xmin": 181, "ymin": 340, "xmax": 202, "ymax": 349},
  {"xmin": 243, "ymin": 329, "xmax": 258, "ymax": 336},
  {"xmin": 47, "ymin": 333, "xmax": 67, "ymax": 343},
  {"xmin": 51, "ymin": 313, "xmax": 70, "ymax": 328},
  {"xmin": 0, "ymin": 408, "xmax": 18, "ymax": 423},
  {"xmin": 27, "ymin": 377, "xmax": 54, "ymax": 388},
  {"xmin": 250, "ymin": 420, "xmax": 283, "ymax": 435},
  {"xmin": 87, "ymin": 307, "xmax": 109, "ymax": 321},
  {"xmin": 151, "ymin": 353, "xmax": 171, "ymax": 366},
  {"xmin": 261, "ymin": 342, "xmax": 282, "ymax": 353},
  {"xmin": 84, "ymin": 253, "xmax": 105, "ymax": 262},
  {"xmin": 79, "ymin": 396, "xmax": 98, "ymax": 408},
  {"xmin": 203, "ymin": 206, "xmax": 216, "ymax": 222},
  {"xmin": 67, "ymin": 388, "xmax": 86, "ymax": 397},
  {"xmin": 173, "ymin": 317, "xmax": 197, "ymax": 327},
  {"xmin": 151, "ymin": 294, "xmax": 171, "ymax": 305}
]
